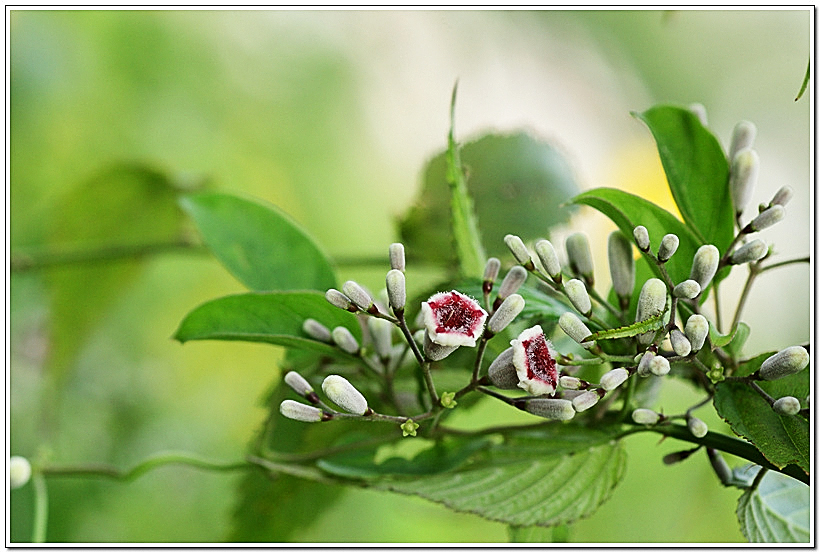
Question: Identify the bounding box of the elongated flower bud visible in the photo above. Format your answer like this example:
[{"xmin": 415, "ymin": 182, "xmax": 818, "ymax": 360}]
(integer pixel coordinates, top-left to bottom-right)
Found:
[
  {"xmin": 566, "ymin": 233, "xmax": 594, "ymax": 285},
  {"xmin": 368, "ymin": 318, "xmax": 393, "ymax": 359},
  {"xmin": 558, "ymin": 311, "xmax": 595, "ymax": 348},
  {"xmin": 600, "ymin": 368, "xmax": 629, "ymax": 391},
  {"xmin": 749, "ymin": 205, "xmax": 785, "ymax": 232},
  {"xmin": 343, "ymin": 280, "xmax": 376, "ymax": 313},
  {"xmin": 684, "ymin": 314, "xmax": 709, "ymax": 352},
  {"xmin": 487, "ymin": 294, "xmax": 524, "ymax": 335},
  {"xmin": 670, "ymin": 329, "xmax": 692, "ymax": 357},
  {"xmin": 9, "ymin": 456, "xmax": 32, "ymax": 490},
  {"xmin": 302, "ymin": 318, "xmax": 332, "ymax": 343},
  {"xmin": 758, "ymin": 346, "xmax": 809, "ymax": 381},
  {"xmin": 497, "ymin": 266, "xmax": 528, "ymax": 301},
  {"xmin": 689, "ymin": 245, "xmax": 719, "ymax": 291},
  {"xmin": 769, "ymin": 185, "xmax": 794, "ymax": 207},
  {"xmin": 522, "ymin": 398, "xmax": 575, "ymax": 421},
  {"xmin": 483, "ymin": 257, "xmax": 501, "ymax": 295},
  {"xmin": 331, "ymin": 326, "xmax": 360, "ymax": 355},
  {"xmin": 385, "ymin": 269, "xmax": 406, "ymax": 312},
  {"xmin": 773, "ymin": 396, "xmax": 801, "ymax": 415},
  {"xmin": 423, "ymin": 332, "xmax": 458, "ymax": 361},
  {"xmin": 730, "ymin": 239, "xmax": 767, "ymax": 265},
  {"xmin": 636, "ymin": 278, "xmax": 666, "ymax": 345},
  {"xmin": 389, "ymin": 243, "xmax": 405, "ymax": 272},
  {"xmin": 564, "ymin": 279, "xmax": 592, "ymax": 317},
  {"xmin": 689, "ymin": 102, "xmax": 708, "ymax": 126},
  {"xmin": 729, "ymin": 120, "xmax": 757, "ymax": 160},
  {"xmin": 326, "ymin": 289, "xmax": 357, "ymax": 312},
  {"xmin": 284, "ymin": 371, "xmax": 315, "ymax": 398},
  {"xmin": 673, "ymin": 279, "xmax": 701, "ymax": 300},
  {"xmin": 559, "ymin": 375, "xmax": 587, "ymax": 390},
  {"xmin": 729, "ymin": 148, "xmax": 759, "ymax": 216},
  {"xmin": 707, "ymin": 448, "xmax": 733, "ymax": 486},
  {"xmin": 632, "ymin": 408, "xmax": 660, "ymax": 425},
  {"xmin": 657, "ymin": 234, "xmax": 680, "ymax": 262},
  {"xmin": 571, "ymin": 390, "xmax": 601, "ymax": 412},
  {"xmin": 322, "ymin": 375, "xmax": 369, "ymax": 415},
  {"xmin": 487, "ymin": 348, "xmax": 519, "ymax": 389},
  {"xmin": 636, "ymin": 350, "xmax": 655, "ymax": 377},
  {"xmin": 608, "ymin": 231, "xmax": 634, "ymax": 300},
  {"xmin": 633, "ymin": 226, "xmax": 650, "ymax": 252},
  {"xmin": 687, "ymin": 416, "xmax": 708, "ymax": 438},
  {"xmin": 649, "ymin": 355, "xmax": 670, "ymax": 376},
  {"xmin": 535, "ymin": 239, "xmax": 562, "ymax": 282},
  {"xmin": 504, "ymin": 234, "xmax": 533, "ymax": 268},
  {"xmin": 280, "ymin": 400, "xmax": 325, "ymax": 422}
]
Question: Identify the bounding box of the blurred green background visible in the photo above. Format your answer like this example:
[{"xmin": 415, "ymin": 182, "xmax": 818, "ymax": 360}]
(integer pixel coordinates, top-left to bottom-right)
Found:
[{"xmin": 9, "ymin": 9, "xmax": 810, "ymax": 543}]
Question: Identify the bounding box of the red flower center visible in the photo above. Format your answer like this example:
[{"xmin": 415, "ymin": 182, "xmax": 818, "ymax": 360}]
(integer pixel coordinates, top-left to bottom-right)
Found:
[
  {"xmin": 522, "ymin": 334, "xmax": 557, "ymax": 387},
  {"xmin": 429, "ymin": 292, "xmax": 481, "ymax": 335}
]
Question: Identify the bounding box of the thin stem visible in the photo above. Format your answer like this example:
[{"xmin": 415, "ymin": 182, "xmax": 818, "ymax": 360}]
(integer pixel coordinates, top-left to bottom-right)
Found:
[
  {"xmin": 758, "ymin": 256, "xmax": 810, "ymax": 274},
  {"xmin": 731, "ymin": 261, "xmax": 761, "ymax": 331},
  {"xmin": 395, "ymin": 311, "xmax": 425, "ymax": 367},
  {"xmin": 471, "ymin": 337, "xmax": 490, "ymax": 382},
  {"xmin": 246, "ymin": 455, "xmax": 341, "ymax": 485},
  {"xmin": 32, "ymin": 473, "xmax": 48, "ymax": 543},
  {"xmin": 421, "ymin": 361, "xmax": 440, "ymax": 406},
  {"xmin": 712, "ymin": 281, "xmax": 723, "ymax": 334}
]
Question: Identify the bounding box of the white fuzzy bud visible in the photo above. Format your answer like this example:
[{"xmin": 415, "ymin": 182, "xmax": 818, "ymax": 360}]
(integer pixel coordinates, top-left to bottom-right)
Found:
[
  {"xmin": 9, "ymin": 456, "xmax": 32, "ymax": 489},
  {"xmin": 523, "ymin": 398, "xmax": 576, "ymax": 421},
  {"xmin": 670, "ymin": 329, "xmax": 692, "ymax": 357},
  {"xmin": 302, "ymin": 318, "xmax": 332, "ymax": 342},
  {"xmin": 687, "ymin": 416, "xmax": 708, "ymax": 438},
  {"xmin": 689, "ymin": 245, "xmax": 720, "ymax": 291},
  {"xmin": 331, "ymin": 326, "xmax": 360, "ymax": 355},
  {"xmin": 326, "ymin": 289, "xmax": 356, "ymax": 311},
  {"xmin": 422, "ymin": 332, "xmax": 458, "ymax": 361},
  {"xmin": 773, "ymin": 396, "xmax": 801, "ymax": 416},
  {"xmin": 488, "ymin": 294, "xmax": 525, "ymax": 334},
  {"xmin": 343, "ymin": 280, "xmax": 375, "ymax": 312},
  {"xmin": 487, "ymin": 348, "xmax": 519, "ymax": 389},
  {"xmin": 673, "ymin": 279, "xmax": 701, "ymax": 300},
  {"xmin": 769, "ymin": 185, "xmax": 794, "ymax": 207},
  {"xmin": 649, "ymin": 355, "xmax": 671, "ymax": 377},
  {"xmin": 559, "ymin": 375, "xmax": 584, "ymax": 390},
  {"xmin": 284, "ymin": 371, "xmax": 314, "ymax": 397},
  {"xmin": 483, "ymin": 257, "xmax": 501, "ymax": 284},
  {"xmin": 657, "ymin": 234, "xmax": 680, "ymax": 262},
  {"xmin": 730, "ymin": 239, "xmax": 767, "ymax": 265},
  {"xmin": 322, "ymin": 374, "xmax": 369, "ymax": 415},
  {"xmin": 564, "ymin": 279, "xmax": 592, "ymax": 316},
  {"xmin": 566, "ymin": 233, "xmax": 594, "ymax": 284},
  {"xmin": 504, "ymin": 234, "xmax": 532, "ymax": 267},
  {"xmin": 571, "ymin": 390, "xmax": 600, "ymax": 412},
  {"xmin": 637, "ymin": 350, "xmax": 655, "ymax": 377},
  {"xmin": 385, "ymin": 269, "xmax": 406, "ymax": 312},
  {"xmin": 749, "ymin": 205, "xmax": 785, "ymax": 232},
  {"xmin": 600, "ymin": 368, "xmax": 629, "ymax": 391},
  {"xmin": 684, "ymin": 314, "xmax": 709, "ymax": 352},
  {"xmin": 389, "ymin": 243, "xmax": 405, "ymax": 272},
  {"xmin": 758, "ymin": 346, "xmax": 810, "ymax": 381},
  {"xmin": 558, "ymin": 311, "xmax": 595, "ymax": 348},
  {"xmin": 632, "ymin": 408, "xmax": 660, "ymax": 425},
  {"xmin": 633, "ymin": 226, "xmax": 650, "ymax": 252},
  {"xmin": 608, "ymin": 231, "xmax": 635, "ymax": 299},
  {"xmin": 636, "ymin": 278, "xmax": 667, "ymax": 345},
  {"xmin": 368, "ymin": 318, "xmax": 393, "ymax": 359},
  {"xmin": 535, "ymin": 239, "xmax": 562, "ymax": 281},
  {"xmin": 729, "ymin": 120, "xmax": 757, "ymax": 160},
  {"xmin": 729, "ymin": 148, "xmax": 759, "ymax": 215},
  {"xmin": 280, "ymin": 400, "xmax": 324, "ymax": 422},
  {"xmin": 497, "ymin": 266, "xmax": 528, "ymax": 300}
]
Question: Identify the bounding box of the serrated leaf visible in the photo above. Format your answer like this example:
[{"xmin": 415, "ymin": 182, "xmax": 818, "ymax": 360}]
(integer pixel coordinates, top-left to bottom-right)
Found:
[
  {"xmin": 634, "ymin": 105, "xmax": 733, "ymax": 252},
  {"xmin": 737, "ymin": 469, "xmax": 810, "ymax": 543},
  {"xmin": 180, "ymin": 192, "xmax": 336, "ymax": 292},
  {"xmin": 174, "ymin": 291, "xmax": 360, "ymax": 357}
]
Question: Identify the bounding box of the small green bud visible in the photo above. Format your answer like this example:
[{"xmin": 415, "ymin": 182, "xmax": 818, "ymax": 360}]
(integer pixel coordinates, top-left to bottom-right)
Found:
[
  {"xmin": 322, "ymin": 375, "xmax": 369, "ymax": 415},
  {"xmin": 633, "ymin": 225, "xmax": 650, "ymax": 252},
  {"xmin": 689, "ymin": 102, "xmax": 708, "ymax": 126},
  {"xmin": 534, "ymin": 239, "xmax": 562, "ymax": 281},
  {"xmin": 401, "ymin": 419, "xmax": 419, "ymax": 437},
  {"xmin": 331, "ymin": 326, "xmax": 360, "ymax": 355},
  {"xmin": 497, "ymin": 266, "xmax": 528, "ymax": 301},
  {"xmin": 729, "ymin": 148, "xmax": 759, "ymax": 216},
  {"xmin": 632, "ymin": 408, "xmax": 660, "ymax": 425},
  {"xmin": 669, "ymin": 329, "xmax": 692, "ymax": 357},
  {"xmin": 687, "ymin": 416, "xmax": 708, "ymax": 438},
  {"xmin": 389, "ymin": 242, "xmax": 405, "ymax": 272},
  {"xmin": 326, "ymin": 289, "xmax": 357, "ymax": 312},
  {"xmin": 773, "ymin": 396, "xmax": 801, "ymax": 416},
  {"xmin": 385, "ymin": 269, "xmax": 406, "ymax": 312},
  {"xmin": 523, "ymin": 398, "xmax": 576, "ymax": 421},
  {"xmin": 564, "ymin": 278, "xmax": 592, "ymax": 317},
  {"xmin": 487, "ymin": 348, "xmax": 519, "ymax": 389},
  {"xmin": 689, "ymin": 245, "xmax": 720, "ymax": 291},
  {"xmin": 558, "ymin": 311, "xmax": 595, "ymax": 348},
  {"xmin": 440, "ymin": 391, "xmax": 457, "ymax": 409},
  {"xmin": 708, "ymin": 364, "xmax": 725, "ymax": 383},
  {"xmin": 368, "ymin": 318, "xmax": 393, "ymax": 359},
  {"xmin": 280, "ymin": 400, "xmax": 325, "ymax": 423},
  {"xmin": 673, "ymin": 279, "xmax": 701, "ymax": 300},
  {"xmin": 607, "ymin": 231, "xmax": 635, "ymax": 300},
  {"xmin": 343, "ymin": 280, "xmax": 376, "ymax": 313},
  {"xmin": 657, "ymin": 234, "xmax": 680, "ymax": 262},
  {"xmin": 487, "ymin": 294, "xmax": 525, "ymax": 334},
  {"xmin": 684, "ymin": 314, "xmax": 709, "ymax": 352},
  {"xmin": 758, "ymin": 346, "xmax": 809, "ymax": 381},
  {"xmin": 729, "ymin": 120, "xmax": 757, "ymax": 160},
  {"xmin": 302, "ymin": 318, "xmax": 332, "ymax": 342},
  {"xmin": 769, "ymin": 185, "xmax": 794, "ymax": 207},
  {"xmin": 599, "ymin": 368, "xmax": 629, "ymax": 391},
  {"xmin": 566, "ymin": 232, "xmax": 594, "ymax": 285},
  {"xmin": 749, "ymin": 205, "xmax": 785, "ymax": 232},
  {"xmin": 571, "ymin": 390, "xmax": 600, "ymax": 412},
  {"xmin": 504, "ymin": 234, "xmax": 533, "ymax": 268},
  {"xmin": 730, "ymin": 239, "xmax": 767, "ymax": 265},
  {"xmin": 9, "ymin": 456, "xmax": 32, "ymax": 490},
  {"xmin": 649, "ymin": 355, "xmax": 670, "ymax": 377}
]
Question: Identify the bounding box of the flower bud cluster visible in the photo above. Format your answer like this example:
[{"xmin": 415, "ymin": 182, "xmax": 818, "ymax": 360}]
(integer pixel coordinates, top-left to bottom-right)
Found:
[{"xmin": 280, "ymin": 372, "xmax": 372, "ymax": 423}]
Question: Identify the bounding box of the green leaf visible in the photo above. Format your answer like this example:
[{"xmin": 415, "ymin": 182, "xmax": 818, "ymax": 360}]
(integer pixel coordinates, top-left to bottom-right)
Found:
[
  {"xmin": 709, "ymin": 322, "xmax": 749, "ymax": 351},
  {"xmin": 180, "ymin": 192, "xmax": 336, "ymax": 291},
  {"xmin": 572, "ymin": 187, "xmax": 702, "ymax": 286},
  {"xmin": 399, "ymin": 132, "xmax": 579, "ymax": 271},
  {"xmin": 174, "ymin": 291, "xmax": 360, "ymax": 357},
  {"xmin": 634, "ymin": 105, "xmax": 733, "ymax": 252},
  {"xmin": 367, "ymin": 426, "xmax": 626, "ymax": 528},
  {"xmin": 795, "ymin": 59, "xmax": 809, "ymax": 102},
  {"xmin": 509, "ymin": 524, "xmax": 568, "ymax": 543},
  {"xmin": 714, "ymin": 353, "xmax": 809, "ymax": 474},
  {"xmin": 737, "ymin": 469, "xmax": 810, "ymax": 543}
]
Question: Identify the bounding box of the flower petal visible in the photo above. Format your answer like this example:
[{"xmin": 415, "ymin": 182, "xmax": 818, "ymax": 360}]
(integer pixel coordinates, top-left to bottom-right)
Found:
[
  {"xmin": 512, "ymin": 325, "xmax": 558, "ymax": 396},
  {"xmin": 421, "ymin": 290, "xmax": 488, "ymax": 347}
]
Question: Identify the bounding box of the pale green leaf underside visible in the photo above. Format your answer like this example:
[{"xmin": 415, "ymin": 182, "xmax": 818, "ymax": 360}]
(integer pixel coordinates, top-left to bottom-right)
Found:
[{"xmin": 737, "ymin": 469, "xmax": 810, "ymax": 543}]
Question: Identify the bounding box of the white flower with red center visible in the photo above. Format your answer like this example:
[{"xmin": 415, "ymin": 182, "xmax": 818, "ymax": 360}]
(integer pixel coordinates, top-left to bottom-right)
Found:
[
  {"xmin": 421, "ymin": 290, "xmax": 488, "ymax": 347},
  {"xmin": 512, "ymin": 325, "xmax": 559, "ymax": 396}
]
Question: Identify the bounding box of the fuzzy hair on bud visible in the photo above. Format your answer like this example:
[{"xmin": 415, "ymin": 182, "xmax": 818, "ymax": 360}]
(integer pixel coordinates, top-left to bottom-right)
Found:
[
  {"xmin": 632, "ymin": 408, "xmax": 661, "ymax": 425},
  {"xmin": 633, "ymin": 226, "xmax": 650, "ymax": 252},
  {"xmin": 689, "ymin": 245, "xmax": 720, "ymax": 291},
  {"xmin": 504, "ymin": 234, "xmax": 532, "ymax": 267},
  {"xmin": 496, "ymin": 266, "xmax": 528, "ymax": 302},
  {"xmin": 558, "ymin": 311, "xmax": 595, "ymax": 348},
  {"xmin": 487, "ymin": 348, "xmax": 519, "ymax": 389},
  {"xmin": 331, "ymin": 326, "xmax": 360, "ymax": 355},
  {"xmin": 483, "ymin": 257, "xmax": 501, "ymax": 284},
  {"xmin": 534, "ymin": 239, "xmax": 562, "ymax": 281},
  {"xmin": 673, "ymin": 280, "xmax": 701, "ymax": 300},
  {"xmin": 600, "ymin": 368, "xmax": 629, "ymax": 391},
  {"xmin": 607, "ymin": 231, "xmax": 635, "ymax": 299},
  {"xmin": 322, "ymin": 375, "xmax": 369, "ymax": 415},
  {"xmin": 670, "ymin": 329, "xmax": 692, "ymax": 357},
  {"xmin": 559, "ymin": 375, "xmax": 584, "ymax": 390},
  {"xmin": 326, "ymin": 289, "xmax": 356, "ymax": 311},
  {"xmin": 657, "ymin": 234, "xmax": 680, "ymax": 262},
  {"xmin": 284, "ymin": 371, "xmax": 314, "ymax": 397},
  {"xmin": 636, "ymin": 278, "xmax": 667, "ymax": 345},
  {"xmin": 343, "ymin": 280, "xmax": 375, "ymax": 312},
  {"xmin": 523, "ymin": 398, "xmax": 576, "ymax": 421},
  {"xmin": 730, "ymin": 239, "xmax": 767, "ymax": 265},
  {"xmin": 368, "ymin": 318, "xmax": 394, "ymax": 359},
  {"xmin": 389, "ymin": 243, "xmax": 406, "ymax": 272},
  {"xmin": 385, "ymin": 269, "xmax": 406, "ymax": 312},
  {"xmin": 636, "ymin": 350, "xmax": 655, "ymax": 377},
  {"xmin": 687, "ymin": 416, "xmax": 708, "ymax": 438},
  {"xmin": 758, "ymin": 346, "xmax": 810, "ymax": 381},
  {"xmin": 9, "ymin": 456, "xmax": 32, "ymax": 490},
  {"xmin": 571, "ymin": 390, "xmax": 600, "ymax": 412},
  {"xmin": 280, "ymin": 400, "xmax": 325, "ymax": 423},
  {"xmin": 773, "ymin": 396, "xmax": 801, "ymax": 416},
  {"xmin": 729, "ymin": 120, "xmax": 757, "ymax": 160},
  {"xmin": 749, "ymin": 205, "xmax": 785, "ymax": 232},
  {"xmin": 564, "ymin": 279, "xmax": 592, "ymax": 317},
  {"xmin": 649, "ymin": 355, "xmax": 671, "ymax": 377},
  {"xmin": 770, "ymin": 185, "xmax": 794, "ymax": 207},
  {"xmin": 729, "ymin": 148, "xmax": 759, "ymax": 216},
  {"xmin": 566, "ymin": 233, "xmax": 594, "ymax": 285},
  {"xmin": 423, "ymin": 332, "xmax": 458, "ymax": 361},
  {"xmin": 487, "ymin": 294, "xmax": 525, "ymax": 335},
  {"xmin": 302, "ymin": 318, "xmax": 332, "ymax": 343},
  {"xmin": 684, "ymin": 314, "xmax": 709, "ymax": 352}
]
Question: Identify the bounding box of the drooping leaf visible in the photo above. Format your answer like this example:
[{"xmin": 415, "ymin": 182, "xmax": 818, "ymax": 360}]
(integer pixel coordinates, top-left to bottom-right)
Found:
[
  {"xmin": 174, "ymin": 291, "xmax": 360, "ymax": 357},
  {"xmin": 180, "ymin": 192, "xmax": 336, "ymax": 292},
  {"xmin": 634, "ymin": 105, "xmax": 733, "ymax": 252},
  {"xmin": 714, "ymin": 353, "xmax": 809, "ymax": 474},
  {"xmin": 737, "ymin": 468, "xmax": 810, "ymax": 543},
  {"xmin": 399, "ymin": 132, "xmax": 579, "ymax": 270}
]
